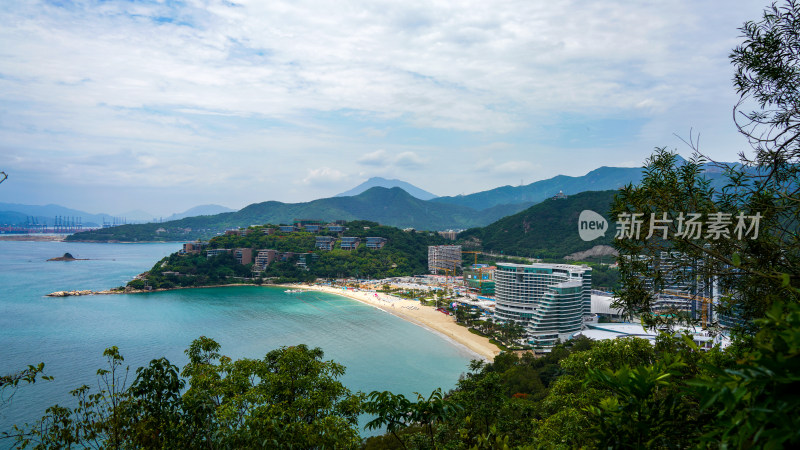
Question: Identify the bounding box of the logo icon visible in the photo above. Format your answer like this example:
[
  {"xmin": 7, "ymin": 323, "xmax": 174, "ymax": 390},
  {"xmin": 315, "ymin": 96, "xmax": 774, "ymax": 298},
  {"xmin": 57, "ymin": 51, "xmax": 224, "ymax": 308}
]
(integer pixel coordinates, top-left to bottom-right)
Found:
[{"xmin": 579, "ymin": 210, "xmax": 608, "ymax": 241}]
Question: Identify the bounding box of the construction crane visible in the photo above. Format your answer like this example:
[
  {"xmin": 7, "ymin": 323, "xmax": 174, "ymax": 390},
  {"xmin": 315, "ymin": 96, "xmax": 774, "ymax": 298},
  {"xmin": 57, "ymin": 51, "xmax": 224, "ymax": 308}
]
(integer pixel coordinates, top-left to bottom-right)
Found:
[
  {"xmin": 462, "ymin": 251, "xmax": 481, "ymax": 266},
  {"xmin": 433, "ymin": 258, "xmax": 463, "ymax": 291},
  {"xmin": 662, "ymin": 289, "xmax": 714, "ymax": 328}
]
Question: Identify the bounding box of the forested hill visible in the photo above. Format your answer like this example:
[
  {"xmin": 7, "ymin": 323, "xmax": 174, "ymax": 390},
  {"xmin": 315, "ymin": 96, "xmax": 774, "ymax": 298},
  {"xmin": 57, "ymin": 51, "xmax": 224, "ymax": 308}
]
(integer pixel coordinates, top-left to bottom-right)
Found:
[
  {"xmin": 66, "ymin": 187, "xmax": 533, "ymax": 242},
  {"xmin": 133, "ymin": 220, "xmax": 447, "ymax": 288},
  {"xmin": 458, "ymin": 190, "xmax": 617, "ymax": 259}
]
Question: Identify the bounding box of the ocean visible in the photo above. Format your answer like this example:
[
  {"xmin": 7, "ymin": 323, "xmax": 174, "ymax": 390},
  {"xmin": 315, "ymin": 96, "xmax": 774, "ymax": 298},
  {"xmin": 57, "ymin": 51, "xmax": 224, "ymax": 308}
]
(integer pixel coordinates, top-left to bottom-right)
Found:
[{"xmin": 0, "ymin": 241, "xmax": 475, "ymax": 435}]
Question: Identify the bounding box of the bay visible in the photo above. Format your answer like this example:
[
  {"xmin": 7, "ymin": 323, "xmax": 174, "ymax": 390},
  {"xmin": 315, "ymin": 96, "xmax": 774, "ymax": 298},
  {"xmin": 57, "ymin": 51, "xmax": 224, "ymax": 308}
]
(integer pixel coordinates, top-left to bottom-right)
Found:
[{"xmin": 0, "ymin": 241, "xmax": 474, "ymax": 435}]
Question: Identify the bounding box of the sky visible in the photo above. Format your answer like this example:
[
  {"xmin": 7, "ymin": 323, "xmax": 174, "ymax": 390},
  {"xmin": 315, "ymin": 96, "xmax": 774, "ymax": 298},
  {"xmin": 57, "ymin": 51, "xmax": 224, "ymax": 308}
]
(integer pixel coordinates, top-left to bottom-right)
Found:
[{"xmin": 0, "ymin": 0, "xmax": 769, "ymax": 217}]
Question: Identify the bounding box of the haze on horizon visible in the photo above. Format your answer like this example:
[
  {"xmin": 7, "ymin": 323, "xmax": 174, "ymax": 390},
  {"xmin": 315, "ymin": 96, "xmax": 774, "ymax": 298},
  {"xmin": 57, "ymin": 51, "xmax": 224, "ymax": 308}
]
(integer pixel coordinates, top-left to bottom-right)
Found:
[{"xmin": 0, "ymin": 0, "xmax": 765, "ymax": 217}]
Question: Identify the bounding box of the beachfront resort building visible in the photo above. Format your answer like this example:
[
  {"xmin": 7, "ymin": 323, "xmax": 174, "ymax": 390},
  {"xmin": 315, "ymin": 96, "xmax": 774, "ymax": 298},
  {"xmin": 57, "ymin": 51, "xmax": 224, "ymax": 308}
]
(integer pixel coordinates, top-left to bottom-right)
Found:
[
  {"xmin": 428, "ymin": 245, "xmax": 462, "ymax": 274},
  {"xmin": 494, "ymin": 262, "xmax": 592, "ymax": 350}
]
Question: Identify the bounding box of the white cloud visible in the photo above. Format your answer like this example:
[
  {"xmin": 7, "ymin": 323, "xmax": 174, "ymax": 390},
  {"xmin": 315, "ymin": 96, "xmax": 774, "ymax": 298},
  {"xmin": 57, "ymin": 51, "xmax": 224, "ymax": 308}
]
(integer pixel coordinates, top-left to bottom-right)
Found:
[
  {"xmin": 301, "ymin": 167, "xmax": 349, "ymax": 186},
  {"xmin": 394, "ymin": 151, "xmax": 427, "ymax": 168},
  {"xmin": 358, "ymin": 150, "xmax": 389, "ymax": 166},
  {"xmin": 474, "ymin": 159, "xmax": 540, "ymax": 175},
  {"xmin": 493, "ymin": 161, "xmax": 539, "ymax": 175},
  {"xmin": 0, "ymin": 0, "xmax": 763, "ymax": 133},
  {"xmin": 357, "ymin": 149, "xmax": 427, "ymax": 168},
  {"xmin": 0, "ymin": 0, "xmax": 767, "ymax": 211}
]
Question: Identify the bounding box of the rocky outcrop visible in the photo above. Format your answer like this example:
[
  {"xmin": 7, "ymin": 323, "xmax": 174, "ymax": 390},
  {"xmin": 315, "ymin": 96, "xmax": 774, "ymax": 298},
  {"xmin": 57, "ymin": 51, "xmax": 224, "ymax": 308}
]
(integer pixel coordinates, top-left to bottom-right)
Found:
[
  {"xmin": 564, "ymin": 245, "xmax": 618, "ymax": 261},
  {"xmin": 47, "ymin": 290, "xmax": 95, "ymax": 297},
  {"xmin": 47, "ymin": 252, "xmax": 88, "ymax": 261}
]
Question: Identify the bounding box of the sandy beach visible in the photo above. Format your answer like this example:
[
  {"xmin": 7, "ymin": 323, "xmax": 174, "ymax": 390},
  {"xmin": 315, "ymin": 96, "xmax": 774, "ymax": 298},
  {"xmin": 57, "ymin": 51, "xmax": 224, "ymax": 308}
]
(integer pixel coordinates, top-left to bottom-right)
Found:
[{"xmin": 287, "ymin": 284, "xmax": 501, "ymax": 361}]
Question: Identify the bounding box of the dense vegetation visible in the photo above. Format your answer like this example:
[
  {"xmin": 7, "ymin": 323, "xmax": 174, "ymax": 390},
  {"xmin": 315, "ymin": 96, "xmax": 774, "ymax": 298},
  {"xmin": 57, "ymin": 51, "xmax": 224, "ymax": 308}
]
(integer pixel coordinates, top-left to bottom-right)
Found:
[
  {"xmin": 458, "ymin": 190, "xmax": 618, "ymax": 259},
  {"xmin": 4, "ymin": 1, "xmax": 800, "ymax": 448},
  {"xmin": 4, "ymin": 305, "xmax": 798, "ymax": 448},
  {"xmin": 131, "ymin": 221, "xmax": 448, "ymax": 289}
]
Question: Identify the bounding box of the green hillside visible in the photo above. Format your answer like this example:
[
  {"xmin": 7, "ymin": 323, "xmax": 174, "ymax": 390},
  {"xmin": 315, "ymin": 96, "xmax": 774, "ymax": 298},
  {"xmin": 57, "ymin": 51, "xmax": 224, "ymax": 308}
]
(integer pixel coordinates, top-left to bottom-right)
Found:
[
  {"xmin": 434, "ymin": 167, "xmax": 642, "ymax": 210},
  {"xmin": 134, "ymin": 220, "xmax": 447, "ymax": 288},
  {"xmin": 458, "ymin": 190, "xmax": 617, "ymax": 258},
  {"xmin": 66, "ymin": 187, "xmax": 531, "ymax": 242},
  {"xmin": 432, "ymin": 162, "xmax": 754, "ymax": 211}
]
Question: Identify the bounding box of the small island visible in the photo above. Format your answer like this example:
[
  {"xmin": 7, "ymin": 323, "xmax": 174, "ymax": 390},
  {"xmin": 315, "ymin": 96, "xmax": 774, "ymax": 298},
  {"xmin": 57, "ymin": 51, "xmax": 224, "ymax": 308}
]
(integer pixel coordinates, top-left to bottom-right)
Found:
[{"xmin": 47, "ymin": 252, "xmax": 88, "ymax": 261}]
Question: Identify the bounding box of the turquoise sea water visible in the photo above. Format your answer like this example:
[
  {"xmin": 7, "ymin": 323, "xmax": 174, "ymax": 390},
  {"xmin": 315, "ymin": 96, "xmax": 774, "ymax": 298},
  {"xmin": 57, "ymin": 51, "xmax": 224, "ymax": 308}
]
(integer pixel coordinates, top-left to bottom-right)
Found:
[{"xmin": 0, "ymin": 241, "xmax": 474, "ymax": 435}]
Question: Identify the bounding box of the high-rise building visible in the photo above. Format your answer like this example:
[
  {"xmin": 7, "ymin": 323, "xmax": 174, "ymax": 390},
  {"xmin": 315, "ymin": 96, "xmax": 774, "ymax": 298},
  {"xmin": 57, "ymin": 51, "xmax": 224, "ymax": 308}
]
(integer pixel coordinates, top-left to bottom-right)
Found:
[
  {"xmin": 428, "ymin": 245, "xmax": 462, "ymax": 274},
  {"xmin": 494, "ymin": 263, "xmax": 591, "ymax": 350},
  {"xmin": 632, "ymin": 252, "xmax": 717, "ymax": 327}
]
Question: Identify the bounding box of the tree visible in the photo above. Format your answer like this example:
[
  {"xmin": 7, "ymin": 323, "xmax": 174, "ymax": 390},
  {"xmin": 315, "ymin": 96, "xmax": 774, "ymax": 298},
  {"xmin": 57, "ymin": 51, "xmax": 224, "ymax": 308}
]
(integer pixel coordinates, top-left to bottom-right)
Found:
[
  {"xmin": 732, "ymin": 0, "xmax": 800, "ymax": 186},
  {"xmin": 610, "ymin": 0, "xmax": 800, "ymax": 333},
  {"xmin": 12, "ymin": 338, "xmax": 365, "ymax": 449},
  {"xmin": 691, "ymin": 300, "xmax": 800, "ymax": 447},
  {"xmin": 0, "ymin": 363, "xmax": 51, "ymax": 437}
]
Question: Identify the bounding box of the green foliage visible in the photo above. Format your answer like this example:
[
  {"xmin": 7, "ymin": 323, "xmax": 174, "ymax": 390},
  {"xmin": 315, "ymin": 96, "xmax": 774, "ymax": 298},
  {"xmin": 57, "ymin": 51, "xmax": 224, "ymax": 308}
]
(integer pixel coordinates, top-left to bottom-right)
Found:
[
  {"xmin": 587, "ymin": 262, "xmax": 619, "ymax": 290},
  {"xmin": 0, "ymin": 363, "xmax": 52, "ymax": 428},
  {"xmin": 584, "ymin": 356, "xmax": 700, "ymax": 448},
  {"xmin": 692, "ymin": 300, "xmax": 800, "ymax": 448},
  {"xmin": 364, "ymin": 388, "xmax": 462, "ymax": 449},
  {"xmin": 731, "ymin": 0, "xmax": 800, "ymax": 180},
  {"xmin": 10, "ymin": 338, "xmax": 364, "ymax": 449},
  {"xmin": 130, "ymin": 221, "xmax": 447, "ymax": 289},
  {"xmin": 610, "ymin": 1, "xmax": 800, "ymax": 333},
  {"xmin": 458, "ymin": 190, "xmax": 618, "ymax": 259}
]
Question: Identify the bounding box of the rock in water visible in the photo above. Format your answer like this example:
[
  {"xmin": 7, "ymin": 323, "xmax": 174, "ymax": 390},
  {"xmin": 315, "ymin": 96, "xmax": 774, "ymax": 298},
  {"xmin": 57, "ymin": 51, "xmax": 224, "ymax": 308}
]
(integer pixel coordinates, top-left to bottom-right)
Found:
[{"xmin": 47, "ymin": 253, "xmax": 78, "ymax": 261}]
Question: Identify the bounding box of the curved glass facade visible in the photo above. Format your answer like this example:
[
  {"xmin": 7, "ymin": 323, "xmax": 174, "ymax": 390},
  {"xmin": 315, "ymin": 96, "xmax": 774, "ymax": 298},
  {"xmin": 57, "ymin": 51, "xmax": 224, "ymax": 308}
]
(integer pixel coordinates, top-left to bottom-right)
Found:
[{"xmin": 494, "ymin": 263, "xmax": 591, "ymax": 350}]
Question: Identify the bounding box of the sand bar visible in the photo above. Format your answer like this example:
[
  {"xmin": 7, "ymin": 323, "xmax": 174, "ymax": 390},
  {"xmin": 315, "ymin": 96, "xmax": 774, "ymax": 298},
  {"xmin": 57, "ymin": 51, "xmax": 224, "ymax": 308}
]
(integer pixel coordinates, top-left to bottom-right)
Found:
[{"xmin": 286, "ymin": 284, "xmax": 500, "ymax": 361}]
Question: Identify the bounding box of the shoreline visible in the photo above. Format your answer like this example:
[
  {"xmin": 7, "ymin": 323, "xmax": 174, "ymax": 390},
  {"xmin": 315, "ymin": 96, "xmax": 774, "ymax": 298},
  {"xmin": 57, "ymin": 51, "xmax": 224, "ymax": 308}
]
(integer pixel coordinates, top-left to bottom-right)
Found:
[
  {"xmin": 46, "ymin": 283, "xmax": 261, "ymax": 297},
  {"xmin": 0, "ymin": 235, "xmax": 67, "ymax": 242},
  {"xmin": 47, "ymin": 281, "xmax": 500, "ymax": 361},
  {"xmin": 280, "ymin": 283, "xmax": 500, "ymax": 361}
]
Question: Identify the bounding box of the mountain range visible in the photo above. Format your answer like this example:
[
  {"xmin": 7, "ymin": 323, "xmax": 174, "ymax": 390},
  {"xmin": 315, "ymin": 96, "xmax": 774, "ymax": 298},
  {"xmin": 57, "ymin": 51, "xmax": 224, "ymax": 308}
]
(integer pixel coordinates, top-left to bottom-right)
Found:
[
  {"xmin": 335, "ymin": 177, "xmax": 438, "ymax": 200},
  {"xmin": 432, "ymin": 166, "xmax": 643, "ymax": 210},
  {"xmin": 66, "ymin": 187, "xmax": 535, "ymax": 242},
  {"xmin": 44, "ymin": 161, "xmax": 743, "ymax": 242}
]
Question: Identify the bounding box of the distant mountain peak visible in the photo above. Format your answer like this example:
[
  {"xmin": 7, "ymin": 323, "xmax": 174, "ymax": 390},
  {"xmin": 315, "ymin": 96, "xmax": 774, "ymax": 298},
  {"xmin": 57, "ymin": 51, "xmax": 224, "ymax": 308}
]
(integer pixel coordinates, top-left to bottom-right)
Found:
[
  {"xmin": 335, "ymin": 177, "xmax": 437, "ymax": 200},
  {"xmin": 164, "ymin": 204, "xmax": 235, "ymax": 221}
]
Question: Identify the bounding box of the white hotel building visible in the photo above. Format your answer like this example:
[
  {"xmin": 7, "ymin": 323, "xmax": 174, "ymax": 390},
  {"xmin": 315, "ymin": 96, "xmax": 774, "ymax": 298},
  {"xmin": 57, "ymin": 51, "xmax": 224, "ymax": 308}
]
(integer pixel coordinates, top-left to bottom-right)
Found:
[{"xmin": 494, "ymin": 263, "xmax": 592, "ymax": 350}]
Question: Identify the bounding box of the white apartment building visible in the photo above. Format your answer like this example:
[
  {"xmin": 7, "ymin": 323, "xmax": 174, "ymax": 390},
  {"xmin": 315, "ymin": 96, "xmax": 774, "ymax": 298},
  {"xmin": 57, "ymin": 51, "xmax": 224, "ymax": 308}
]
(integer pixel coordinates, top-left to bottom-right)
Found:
[{"xmin": 494, "ymin": 263, "xmax": 592, "ymax": 350}]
